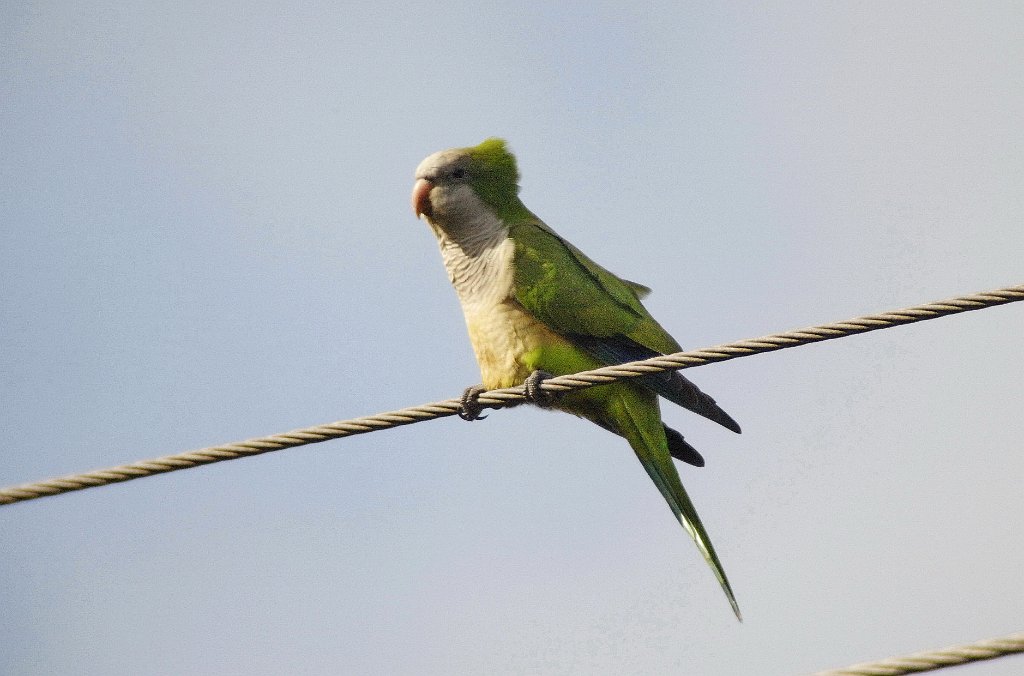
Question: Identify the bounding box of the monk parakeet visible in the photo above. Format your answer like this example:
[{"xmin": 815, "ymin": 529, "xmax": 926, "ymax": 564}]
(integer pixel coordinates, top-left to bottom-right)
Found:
[{"xmin": 412, "ymin": 138, "xmax": 743, "ymax": 619}]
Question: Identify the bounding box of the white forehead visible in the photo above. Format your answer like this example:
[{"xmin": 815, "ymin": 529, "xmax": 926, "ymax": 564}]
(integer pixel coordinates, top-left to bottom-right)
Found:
[{"xmin": 415, "ymin": 148, "xmax": 466, "ymax": 177}]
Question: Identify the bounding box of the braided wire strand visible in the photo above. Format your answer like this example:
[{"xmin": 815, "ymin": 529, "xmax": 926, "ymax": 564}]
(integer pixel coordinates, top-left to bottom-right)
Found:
[
  {"xmin": 811, "ymin": 631, "xmax": 1024, "ymax": 675},
  {"xmin": 1, "ymin": 283, "xmax": 1022, "ymax": 507}
]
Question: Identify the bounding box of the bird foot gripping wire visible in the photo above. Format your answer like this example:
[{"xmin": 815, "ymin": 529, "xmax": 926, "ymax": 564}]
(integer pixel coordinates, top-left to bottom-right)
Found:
[
  {"xmin": 523, "ymin": 370, "xmax": 557, "ymax": 408},
  {"xmin": 458, "ymin": 385, "xmax": 489, "ymax": 421},
  {"xmin": 458, "ymin": 371, "xmax": 559, "ymax": 421}
]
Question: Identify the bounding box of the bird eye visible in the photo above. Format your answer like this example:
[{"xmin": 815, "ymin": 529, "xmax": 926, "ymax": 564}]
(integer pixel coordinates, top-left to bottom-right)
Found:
[{"xmin": 451, "ymin": 168, "xmax": 468, "ymax": 180}]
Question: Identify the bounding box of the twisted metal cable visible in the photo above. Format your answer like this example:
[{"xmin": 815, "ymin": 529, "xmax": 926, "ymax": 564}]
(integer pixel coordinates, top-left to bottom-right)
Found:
[
  {"xmin": 1, "ymin": 283, "xmax": 1021, "ymax": 507},
  {"xmin": 811, "ymin": 630, "xmax": 1024, "ymax": 675}
]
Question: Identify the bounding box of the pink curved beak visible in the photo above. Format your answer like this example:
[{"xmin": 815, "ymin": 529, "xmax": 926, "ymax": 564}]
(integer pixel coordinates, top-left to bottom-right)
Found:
[{"xmin": 412, "ymin": 178, "xmax": 434, "ymax": 218}]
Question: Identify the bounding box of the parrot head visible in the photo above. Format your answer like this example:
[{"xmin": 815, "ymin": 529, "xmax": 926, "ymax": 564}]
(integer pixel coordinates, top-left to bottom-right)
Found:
[{"xmin": 412, "ymin": 138, "xmax": 526, "ymax": 227}]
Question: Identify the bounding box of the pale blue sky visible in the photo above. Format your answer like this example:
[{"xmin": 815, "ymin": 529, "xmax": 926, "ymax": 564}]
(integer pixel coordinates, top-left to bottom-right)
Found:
[{"xmin": 2, "ymin": 2, "xmax": 1022, "ymax": 674}]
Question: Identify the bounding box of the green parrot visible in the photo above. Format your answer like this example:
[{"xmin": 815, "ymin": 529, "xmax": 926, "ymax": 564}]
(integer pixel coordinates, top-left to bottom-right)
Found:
[{"xmin": 412, "ymin": 138, "xmax": 743, "ymax": 620}]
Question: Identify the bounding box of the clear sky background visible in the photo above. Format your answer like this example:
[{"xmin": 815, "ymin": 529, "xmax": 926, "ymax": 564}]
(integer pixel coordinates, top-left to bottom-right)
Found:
[{"xmin": 2, "ymin": 3, "xmax": 1022, "ymax": 675}]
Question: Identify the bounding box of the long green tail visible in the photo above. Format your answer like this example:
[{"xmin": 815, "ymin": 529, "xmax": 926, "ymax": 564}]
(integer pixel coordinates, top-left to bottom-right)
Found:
[{"xmin": 610, "ymin": 391, "xmax": 742, "ymax": 621}]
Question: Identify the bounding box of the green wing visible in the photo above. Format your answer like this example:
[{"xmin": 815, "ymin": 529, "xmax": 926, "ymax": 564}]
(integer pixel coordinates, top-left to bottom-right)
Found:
[
  {"xmin": 510, "ymin": 219, "xmax": 742, "ymax": 434},
  {"xmin": 510, "ymin": 219, "xmax": 680, "ymax": 353}
]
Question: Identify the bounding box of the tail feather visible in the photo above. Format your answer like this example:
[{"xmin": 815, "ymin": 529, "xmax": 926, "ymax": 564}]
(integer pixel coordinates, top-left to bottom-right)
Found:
[
  {"xmin": 612, "ymin": 392, "xmax": 741, "ymax": 621},
  {"xmin": 664, "ymin": 425, "xmax": 705, "ymax": 467},
  {"xmin": 647, "ymin": 370, "xmax": 741, "ymax": 434},
  {"xmin": 594, "ymin": 419, "xmax": 705, "ymax": 468}
]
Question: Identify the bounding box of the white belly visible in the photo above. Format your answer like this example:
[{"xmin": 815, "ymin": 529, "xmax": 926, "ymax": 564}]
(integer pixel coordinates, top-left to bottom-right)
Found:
[{"xmin": 463, "ymin": 300, "xmax": 558, "ymax": 389}]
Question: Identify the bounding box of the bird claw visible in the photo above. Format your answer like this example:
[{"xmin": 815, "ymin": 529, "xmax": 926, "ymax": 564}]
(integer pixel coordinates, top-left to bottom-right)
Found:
[
  {"xmin": 458, "ymin": 385, "xmax": 488, "ymax": 421},
  {"xmin": 524, "ymin": 370, "xmax": 557, "ymax": 408}
]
